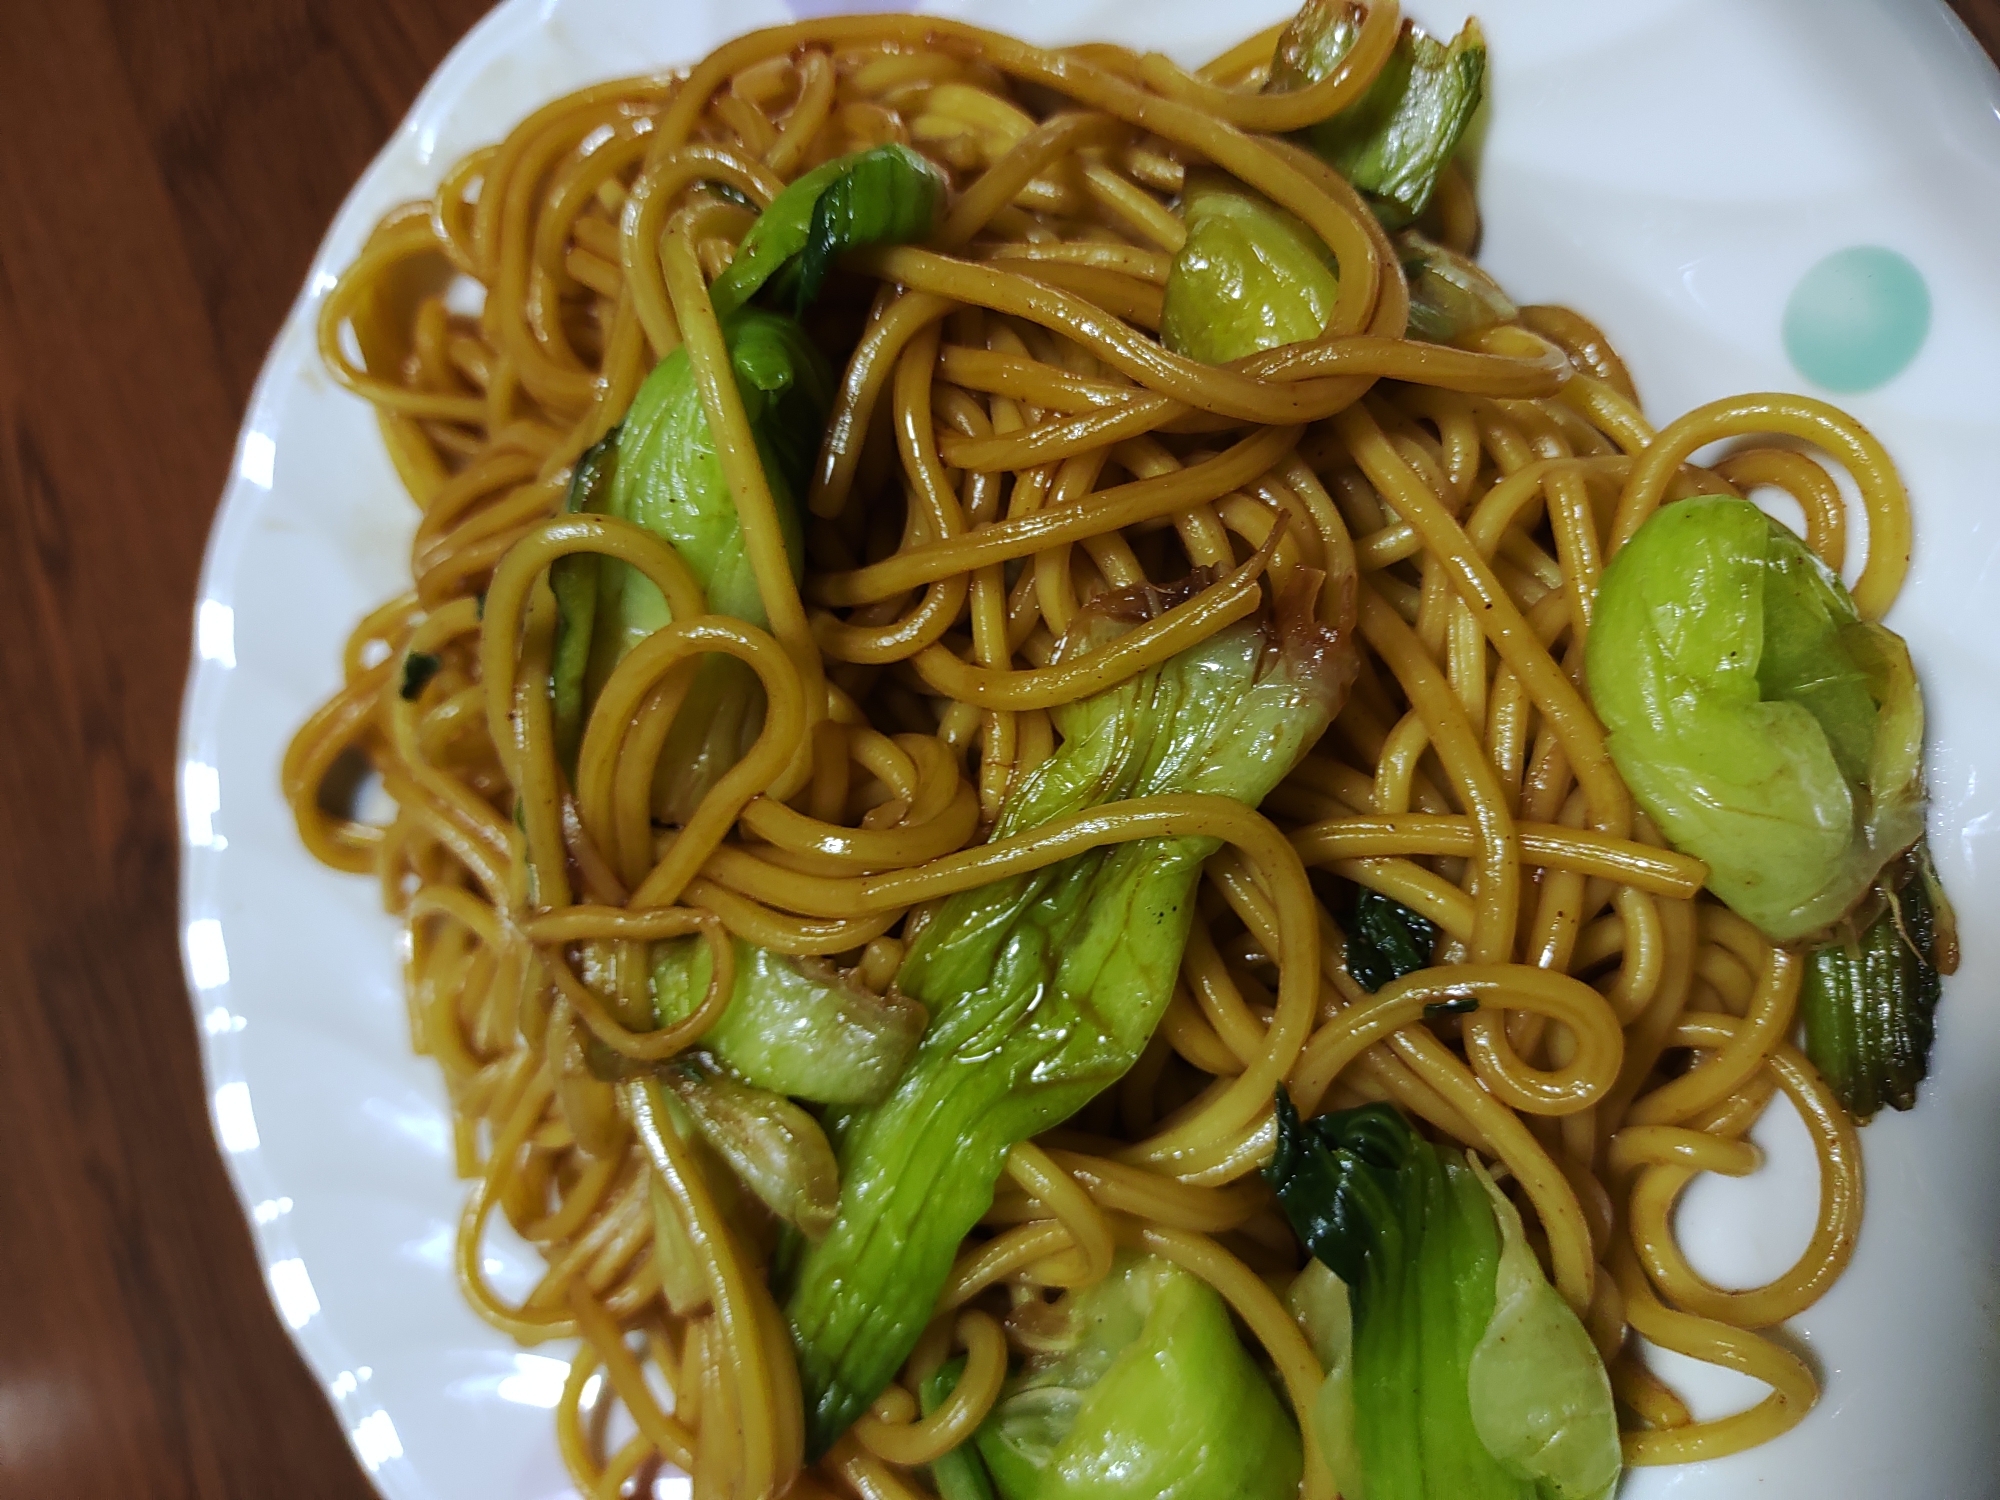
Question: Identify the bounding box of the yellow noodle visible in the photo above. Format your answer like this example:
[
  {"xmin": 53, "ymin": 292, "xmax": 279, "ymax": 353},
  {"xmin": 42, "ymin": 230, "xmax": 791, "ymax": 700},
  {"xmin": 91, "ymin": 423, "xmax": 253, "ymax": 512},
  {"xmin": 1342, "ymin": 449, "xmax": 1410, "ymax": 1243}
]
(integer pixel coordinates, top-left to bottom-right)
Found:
[
  {"xmin": 851, "ymin": 1310, "xmax": 1008, "ymax": 1465},
  {"xmin": 289, "ymin": 13, "xmax": 1924, "ymax": 1494},
  {"xmin": 1609, "ymin": 393, "xmax": 1909, "ymax": 619}
]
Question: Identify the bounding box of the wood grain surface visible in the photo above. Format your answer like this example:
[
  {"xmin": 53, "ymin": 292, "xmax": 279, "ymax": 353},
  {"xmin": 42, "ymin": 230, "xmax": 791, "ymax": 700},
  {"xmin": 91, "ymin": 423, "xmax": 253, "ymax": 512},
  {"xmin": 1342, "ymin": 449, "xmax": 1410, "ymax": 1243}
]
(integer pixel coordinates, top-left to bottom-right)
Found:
[{"xmin": 1, "ymin": 2, "xmax": 1997, "ymax": 1496}]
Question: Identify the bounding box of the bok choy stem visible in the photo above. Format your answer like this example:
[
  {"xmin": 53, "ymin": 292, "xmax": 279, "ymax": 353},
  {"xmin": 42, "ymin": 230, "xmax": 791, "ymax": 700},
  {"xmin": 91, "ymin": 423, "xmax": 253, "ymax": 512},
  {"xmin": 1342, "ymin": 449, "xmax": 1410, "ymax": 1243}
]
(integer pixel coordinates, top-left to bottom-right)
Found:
[
  {"xmin": 782, "ymin": 576, "xmax": 1355, "ymax": 1456},
  {"xmin": 1269, "ymin": 1092, "xmax": 1620, "ymax": 1500}
]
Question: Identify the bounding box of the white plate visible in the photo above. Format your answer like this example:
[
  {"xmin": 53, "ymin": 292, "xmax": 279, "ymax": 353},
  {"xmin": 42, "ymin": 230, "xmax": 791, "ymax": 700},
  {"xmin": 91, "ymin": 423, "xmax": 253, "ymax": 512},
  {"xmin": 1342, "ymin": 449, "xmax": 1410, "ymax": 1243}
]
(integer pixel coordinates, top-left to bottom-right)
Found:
[{"xmin": 177, "ymin": 1, "xmax": 2000, "ymax": 1495}]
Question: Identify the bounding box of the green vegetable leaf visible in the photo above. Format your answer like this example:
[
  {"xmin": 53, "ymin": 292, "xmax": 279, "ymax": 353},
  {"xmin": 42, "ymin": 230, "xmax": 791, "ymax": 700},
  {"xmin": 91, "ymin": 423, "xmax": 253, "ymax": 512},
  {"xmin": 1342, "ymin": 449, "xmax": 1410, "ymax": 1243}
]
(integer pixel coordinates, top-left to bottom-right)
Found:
[
  {"xmin": 1425, "ymin": 995, "xmax": 1480, "ymax": 1018},
  {"xmin": 633, "ymin": 1077, "xmax": 763, "ymax": 1316},
  {"xmin": 703, "ymin": 177, "xmax": 757, "ymax": 211},
  {"xmin": 1800, "ymin": 844, "xmax": 1953, "ymax": 1121},
  {"xmin": 975, "ymin": 1254, "xmax": 1303, "ymax": 1500},
  {"xmin": 1269, "ymin": 1092, "xmax": 1618, "ymax": 1500},
  {"xmin": 546, "ymin": 304, "xmax": 891, "ymax": 1253},
  {"xmin": 648, "ymin": 1173, "xmax": 711, "ymax": 1315},
  {"xmin": 1265, "ymin": 1093, "xmax": 1416, "ymax": 1297},
  {"xmin": 400, "ymin": 651, "xmax": 442, "ymax": 702},
  {"xmin": 1337, "ymin": 886, "xmax": 1438, "ymax": 992},
  {"xmin": 922, "ymin": 1357, "xmax": 1000, "ymax": 1500},
  {"xmin": 710, "ymin": 144, "xmax": 948, "ymax": 317},
  {"xmin": 1269, "ymin": 2, "xmax": 1487, "ymax": 229},
  {"xmin": 784, "ymin": 581, "xmax": 1352, "ymax": 1457},
  {"xmin": 550, "ymin": 427, "xmax": 619, "ymax": 769},
  {"xmin": 1756, "ymin": 523, "xmax": 1879, "ymax": 785},
  {"xmin": 1586, "ymin": 495, "xmax": 1929, "ymax": 942},
  {"xmin": 659, "ymin": 1055, "xmax": 841, "ymax": 1238},
  {"xmin": 565, "ymin": 306, "xmax": 831, "ymax": 823},
  {"xmin": 1399, "ymin": 228, "xmax": 1517, "ymax": 344},
  {"xmin": 1465, "ymin": 1161, "xmax": 1621, "ymax": 1500},
  {"xmin": 610, "ymin": 307, "xmax": 827, "ymax": 630},
  {"xmin": 1286, "ymin": 1261, "xmax": 1363, "ymax": 1499},
  {"xmin": 1161, "ymin": 172, "xmax": 1340, "ymax": 365},
  {"xmin": 652, "ymin": 936, "xmax": 926, "ymax": 1106}
]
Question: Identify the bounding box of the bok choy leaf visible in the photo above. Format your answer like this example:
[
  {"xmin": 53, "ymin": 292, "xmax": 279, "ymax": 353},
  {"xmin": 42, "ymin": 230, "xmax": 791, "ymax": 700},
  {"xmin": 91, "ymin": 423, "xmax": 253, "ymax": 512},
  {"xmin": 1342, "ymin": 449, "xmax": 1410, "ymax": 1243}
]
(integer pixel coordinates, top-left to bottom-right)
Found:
[
  {"xmin": 1585, "ymin": 495, "xmax": 1929, "ymax": 943},
  {"xmin": 1270, "ymin": 1093, "xmax": 1619, "ymax": 1500},
  {"xmin": 1799, "ymin": 846, "xmax": 1957, "ymax": 1121},
  {"xmin": 1161, "ymin": 172, "xmax": 1341, "ymax": 365},
  {"xmin": 652, "ymin": 937, "xmax": 925, "ymax": 1107},
  {"xmin": 1398, "ymin": 228, "xmax": 1516, "ymax": 343},
  {"xmin": 710, "ymin": 143, "xmax": 948, "ymax": 317},
  {"xmin": 973, "ymin": 1253, "xmax": 1303, "ymax": 1500},
  {"xmin": 782, "ymin": 577, "xmax": 1354, "ymax": 1456},
  {"xmin": 1268, "ymin": 1, "xmax": 1487, "ymax": 229},
  {"xmin": 1337, "ymin": 886, "xmax": 1438, "ymax": 993},
  {"xmin": 923, "ymin": 1357, "xmax": 1000, "ymax": 1500},
  {"xmin": 659, "ymin": 1055, "xmax": 842, "ymax": 1239},
  {"xmin": 551, "ymin": 308, "xmax": 913, "ymax": 1150},
  {"xmin": 551, "ymin": 306, "xmax": 830, "ymax": 821},
  {"xmin": 550, "ymin": 429, "xmax": 618, "ymax": 768}
]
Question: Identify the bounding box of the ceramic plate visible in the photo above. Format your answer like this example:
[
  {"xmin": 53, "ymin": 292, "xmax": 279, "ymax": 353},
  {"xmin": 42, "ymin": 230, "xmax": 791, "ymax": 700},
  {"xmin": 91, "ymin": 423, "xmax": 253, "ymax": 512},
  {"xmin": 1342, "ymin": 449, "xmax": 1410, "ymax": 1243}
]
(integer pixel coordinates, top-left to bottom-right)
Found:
[{"xmin": 177, "ymin": 1, "xmax": 2000, "ymax": 1494}]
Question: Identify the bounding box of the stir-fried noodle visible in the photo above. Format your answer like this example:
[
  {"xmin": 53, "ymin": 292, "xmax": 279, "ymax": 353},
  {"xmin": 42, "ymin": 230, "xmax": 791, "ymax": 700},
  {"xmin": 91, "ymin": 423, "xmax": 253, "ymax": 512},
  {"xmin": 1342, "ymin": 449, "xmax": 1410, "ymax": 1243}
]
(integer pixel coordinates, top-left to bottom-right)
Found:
[{"xmin": 287, "ymin": 10, "xmax": 1927, "ymax": 1496}]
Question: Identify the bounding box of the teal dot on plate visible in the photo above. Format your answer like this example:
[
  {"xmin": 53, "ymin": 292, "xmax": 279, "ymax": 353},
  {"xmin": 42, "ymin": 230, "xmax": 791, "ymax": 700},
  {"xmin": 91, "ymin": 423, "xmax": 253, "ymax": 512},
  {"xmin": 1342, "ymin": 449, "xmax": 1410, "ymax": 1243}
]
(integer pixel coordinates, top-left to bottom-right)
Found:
[{"xmin": 1782, "ymin": 246, "xmax": 1931, "ymax": 394}]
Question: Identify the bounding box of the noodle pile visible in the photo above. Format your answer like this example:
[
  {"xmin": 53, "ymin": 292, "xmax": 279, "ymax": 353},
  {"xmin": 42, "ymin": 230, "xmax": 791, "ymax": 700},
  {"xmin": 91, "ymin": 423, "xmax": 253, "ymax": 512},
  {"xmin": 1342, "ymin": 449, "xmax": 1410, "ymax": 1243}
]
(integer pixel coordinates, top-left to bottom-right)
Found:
[{"xmin": 286, "ymin": 9, "xmax": 1912, "ymax": 1496}]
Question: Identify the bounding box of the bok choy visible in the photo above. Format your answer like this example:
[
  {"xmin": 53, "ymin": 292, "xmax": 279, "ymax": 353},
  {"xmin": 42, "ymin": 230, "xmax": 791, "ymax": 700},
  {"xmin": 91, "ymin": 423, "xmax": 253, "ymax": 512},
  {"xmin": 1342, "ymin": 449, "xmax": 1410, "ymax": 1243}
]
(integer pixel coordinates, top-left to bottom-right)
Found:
[
  {"xmin": 1586, "ymin": 495, "xmax": 1928, "ymax": 943},
  {"xmin": 659, "ymin": 1055, "xmax": 842, "ymax": 1238},
  {"xmin": 972, "ymin": 1253, "xmax": 1303, "ymax": 1500},
  {"xmin": 1161, "ymin": 172, "xmax": 1341, "ymax": 365},
  {"xmin": 923, "ymin": 1357, "xmax": 1000, "ymax": 1500},
  {"xmin": 552, "ymin": 307, "xmax": 830, "ymax": 821},
  {"xmin": 710, "ymin": 143, "xmax": 948, "ymax": 317},
  {"xmin": 1337, "ymin": 886, "xmax": 1439, "ymax": 993},
  {"xmin": 1268, "ymin": 0, "xmax": 1487, "ymax": 229},
  {"xmin": 1161, "ymin": 43, "xmax": 1501, "ymax": 366},
  {"xmin": 652, "ymin": 936, "xmax": 924, "ymax": 1106},
  {"xmin": 1398, "ymin": 228, "xmax": 1517, "ymax": 343},
  {"xmin": 1799, "ymin": 846, "xmax": 1956, "ymax": 1121},
  {"xmin": 1588, "ymin": 495, "xmax": 1956, "ymax": 1115},
  {"xmin": 551, "ymin": 299, "xmax": 917, "ymax": 1137},
  {"xmin": 1270, "ymin": 1093, "xmax": 1619, "ymax": 1500},
  {"xmin": 782, "ymin": 578, "xmax": 1354, "ymax": 1456},
  {"xmin": 557, "ymin": 141, "xmax": 946, "ymax": 812}
]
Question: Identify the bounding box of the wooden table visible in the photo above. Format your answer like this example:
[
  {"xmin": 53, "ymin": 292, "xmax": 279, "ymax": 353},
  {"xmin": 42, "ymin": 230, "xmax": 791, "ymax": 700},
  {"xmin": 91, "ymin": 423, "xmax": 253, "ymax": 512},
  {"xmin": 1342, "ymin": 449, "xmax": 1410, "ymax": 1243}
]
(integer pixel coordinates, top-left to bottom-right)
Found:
[{"xmin": 2, "ymin": 2, "xmax": 1996, "ymax": 1495}]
